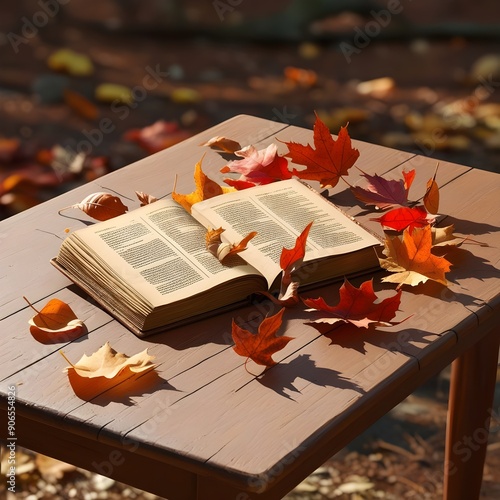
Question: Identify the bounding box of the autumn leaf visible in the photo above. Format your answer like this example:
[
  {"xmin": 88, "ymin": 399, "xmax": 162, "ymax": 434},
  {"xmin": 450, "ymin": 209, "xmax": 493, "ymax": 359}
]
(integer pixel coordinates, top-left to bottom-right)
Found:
[
  {"xmin": 303, "ymin": 278, "xmax": 404, "ymax": 329},
  {"xmin": 423, "ymin": 163, "xmax": 440, "ymax": 215},
  {"xmin": 63, "ymin": 89, "xmax": 99, "ymax": 120},
  {"xmin": 282, "ymin": 113, "xmax": 359, "ymax": 188},
  {"xmin": 232, "ymin": 308, "xmax": 293, "ymax": 372},
  {"xmin": 0, "ymin": 137, "xmax": 21, "ymax": 163},
  {"xmin": 95, "ymin": 83, "xmax": 133, "ymax": 105},
  {"xmin": 59, "ymin": 192, "xmax": 128, "ymax": 221},
  {"xmin": 221, "ymin": 143, "xmax": 291, "ymax": 189},
  {"xmin": 62, "ymin": 342, "xmax": 157, "ymax": 400},
  {"xmin": 201, "ymin": 136, "xmax": 242, "ymax": 153},
  {"xmin": 47, "ymin": 49, "xmax": 94, "ymax": 76},
  {"xmin": 351, "ymin": 169, "xmax": 416, "ymax": 210},
  {"xmin": 205, "ymin": 227, "xmax": 257, "ymax": 261},
  {"xmin": 24, "ymin": 296, "xmax": 85, "ymax": 343},
  {"xmin": 135, "ymin": 191, "xmax": 158, "ymax": 206},
  {"xmin": 378, "ymin": 225, "xmax": 451, "ymax": 288},
  {"xmin": 371, "ymin": 206, "xmax": 432, "ymax": 233},
  {"xmin": 173, "ymin": 157, "xmax": 233, "ymax": 213},
  {"xmin": 124, "ymin": 120, "xmax": 191, "ymax": 153}
]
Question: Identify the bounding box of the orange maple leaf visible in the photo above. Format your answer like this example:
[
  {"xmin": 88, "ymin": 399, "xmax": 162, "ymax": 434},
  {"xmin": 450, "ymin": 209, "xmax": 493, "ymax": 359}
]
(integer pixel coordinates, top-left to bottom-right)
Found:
[
  {"xmin": 303, "ymin": 278, "xmax": 404, "ymax": 329},
  {"xmin": 232, "ymin": 308, "xmax": 293, "ymax": 371},
  {"xmin": 282, "ymin": 113, "xmax": 359, "ymax": 188},
  {"xmin": 379, "ymin": 225, "xmax": 451, "ymax": 288},
  {"xmin": 24, "ymin": 296, "xmax": 85, "ymax": 343},
  {"xmin": 172, "ymin": 157, "xmax": 234, "ymax": 213}
]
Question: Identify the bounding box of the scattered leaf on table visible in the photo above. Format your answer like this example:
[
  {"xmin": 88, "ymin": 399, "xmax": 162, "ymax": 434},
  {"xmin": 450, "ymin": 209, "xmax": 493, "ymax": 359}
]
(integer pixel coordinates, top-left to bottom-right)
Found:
[
  {"xmin": 124, "ymin": 120, "xmax": 191, "ymax": 153},
  {"xmin": 24, "ymin": 296, "xmax": 85, "ymax": 342},
  {"xmin": 303, "ymin": 278, "xmax": 404, "ymax": 329},
  {"xmin": 232, "ymin": 308, "xmax": 293, "ymax": 371},
  {"xmin": 221, "ymin": 143, "xmax": 291, "ymax": 189},
  {"xmin": 59, "ymin": 192, "xmax": 128, "ymax": 221},
  {"xmin": 205, "ymin": 227, "xmax": 257, "ymax": 261},
  {"xmin": 95, "ymin": 83, "xmax": 133, "ymax": 105},
  {"xmin": 136, "ymin": 191, "xmax": 158, "ymax": 206},
  {"xmin": 283, "ymin": 113, "xmax": 359, "ymax": 188},
  {"xmin": 63, "ymin": 89, "xmax": 99, "ymax": 120},
  {"xmin": 47, "ymin": 49, "xmax": 94, "ymax": 76},
  {"xmin": 371, "ymin": 206, "xmax": 432, "ymax": 232},
  {"xmin": 173, "ymin": 157, "xmax": 233, "ymax": 213},
  {"xmin": 351, "ymin": 169, "xmax": 415, "ymax": 210},
  {"xmin": 378, "ymin": 225, "xmax": 451, "ymax": 288},
  {"xmin": 62, "ymin": 342, "xmax": 157, "ymax": 400},
  {"xmin": 201, "ymin": 136, "xmax": 241, "ymax": 153},
  {"xmin": 423, "ymin": 164, "xmax": 440, "ymax": 215}
]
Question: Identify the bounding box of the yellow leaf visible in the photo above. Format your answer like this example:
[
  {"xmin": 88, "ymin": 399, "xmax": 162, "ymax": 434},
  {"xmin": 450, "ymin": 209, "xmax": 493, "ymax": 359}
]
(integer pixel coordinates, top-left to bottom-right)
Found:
[
  {"xmin": 172, "ymin": 157, "xmax": 233, "ymax": 213},
  {"xmin": 47, "ymin": 49, "xmax": 94, "ymax": 76},
  {"xmin": 95, "ymin": 83, "xmax": 133, "ymax": 105}
]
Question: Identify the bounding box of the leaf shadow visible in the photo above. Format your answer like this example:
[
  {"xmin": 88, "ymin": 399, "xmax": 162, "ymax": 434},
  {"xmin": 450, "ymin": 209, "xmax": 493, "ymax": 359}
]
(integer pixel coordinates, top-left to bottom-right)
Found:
[
  {"xmin": 442, "ymin": 215, "xmax": 499, "ymax": 237},
  {"xmin": 68, "ymin": 369, "xmax": 176, "ymax": 406},
  {"xmin": 256, "ymin": 353, "xmax": 365, "ymax": 400}
]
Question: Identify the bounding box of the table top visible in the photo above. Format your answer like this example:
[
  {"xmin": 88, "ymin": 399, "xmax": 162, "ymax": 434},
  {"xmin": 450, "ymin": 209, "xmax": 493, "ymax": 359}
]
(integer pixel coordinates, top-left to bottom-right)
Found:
[{"xmin": 1, "ymin": 115, "xmax": 499, "ymax": 498}]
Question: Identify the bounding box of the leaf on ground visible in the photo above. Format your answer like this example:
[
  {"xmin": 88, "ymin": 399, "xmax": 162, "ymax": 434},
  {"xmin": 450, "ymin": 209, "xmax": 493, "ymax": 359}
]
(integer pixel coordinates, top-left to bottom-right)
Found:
[
  {"xmin": 201, "ymin": 136, "xmax": 242, "ymax": 153},
  {"xmin": 282, "ymin": 113, "xmax": 359, "ymax": 188},
  {"xmin": 47, "ymin": 49, "xmax": 94, "ymax": 76},
  {"xmin": 371, "ymin": 206, "xmax": 432, "ymax": 232},
  {"xmin": 232, "ymin": 308, "xmax": 293, "ymax": 370},
  {"xmin": 59, "ymin": 192, "xmax": 128, "ymax": 221},
  {"xmin": 136, "ymin": 191, "xmax": 158, "ymax": 206},
  {"xmin": 124, "ymin": 120, "xmax": 191, "ymax": 153},
  {"xmin": 25, "ymin": 296, "xmax": 85, "ymax": 342},
  {"xmin": 303, "ymin": 278, "xmax": 404, "ymax": 329},
  {"xmin": 351, "ymin": 169, "xmax": 415, "ymax": 210},
  {"xmin": 379, "ymin": 225, "xmax": 451, "ymax": 288},
  {"xmin": 63, "ymin": 89, "xmax": 99, "ymax": 120},
  {"xmin": 221, "ymin": 143, "xmax": 291, "ymax": 189},
  {"xmin": 423, "ymin": 164, "xmax": 440, "ymax": 215},
  {"xmin": 95, "ymin": 83, "xmax": 133, "ymax": 105},
  {"xmin": 173, "ymin": 157, "xmax": 234, "ymax": 213},
  {"xmin": 205, "ymin": 227, "xmax": 257, "ymax": 261}
]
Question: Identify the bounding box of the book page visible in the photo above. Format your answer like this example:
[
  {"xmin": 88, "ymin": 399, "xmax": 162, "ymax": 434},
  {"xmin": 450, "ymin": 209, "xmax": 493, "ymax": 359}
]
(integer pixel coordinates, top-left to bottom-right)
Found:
[
  {"xmin": 191, "ymin": 179, "xmax": 380, "ymax": 286},
  {"xmin": 60, "ymin": 199, "xmax": 262, "ymax": 307}
]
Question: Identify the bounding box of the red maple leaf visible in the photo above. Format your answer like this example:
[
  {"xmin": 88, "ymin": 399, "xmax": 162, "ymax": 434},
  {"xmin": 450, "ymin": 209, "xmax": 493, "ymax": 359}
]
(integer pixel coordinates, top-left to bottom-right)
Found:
[
  {"xmin": 232, "ymin": 308, "xmax": 293, "ymax": 371},
  {"xmin": 282, "ymin": 113, "xmax": 359, "ymax": 188},
  {"xmin": 371, "ymin": 206, "xmax": 432, "ymax": 233},
  {"xmin": 303, "ymin": 278, "xmax": 404, "ymax": 329},
  {"xmin": 351, "ymin": 169, "xmax": 415, "ymax": 210},
  {"xmin": 221, "ymin": 143, "xmax": 291, "ymax": 189}
]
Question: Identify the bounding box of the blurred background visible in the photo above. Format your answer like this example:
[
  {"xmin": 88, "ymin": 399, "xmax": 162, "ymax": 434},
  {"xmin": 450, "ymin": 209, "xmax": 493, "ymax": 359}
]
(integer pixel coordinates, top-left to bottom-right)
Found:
[{"xmin": 1, "ymin": 0, "xmax": 499, "ymax": 498}]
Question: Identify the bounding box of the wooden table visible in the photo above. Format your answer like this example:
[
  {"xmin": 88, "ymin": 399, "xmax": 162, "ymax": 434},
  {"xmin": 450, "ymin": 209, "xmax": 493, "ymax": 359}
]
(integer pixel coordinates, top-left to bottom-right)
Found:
[{"xmin": 1, "ymin": 115, "xmax": 499, "ymax": 499}]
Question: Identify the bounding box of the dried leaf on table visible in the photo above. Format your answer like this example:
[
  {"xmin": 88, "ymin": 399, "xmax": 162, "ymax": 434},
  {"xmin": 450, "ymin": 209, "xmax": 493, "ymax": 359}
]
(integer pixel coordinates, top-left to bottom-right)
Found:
[
  {"xmin": 221, "ymin": 143, "xmax": 291, "ymax": 189},
  {"xmin": 135, "ymin": 191, "xmax": 158, "ymax": 206},
  {"xmin": 423, "ymin": 164, "xmax": 440, "ymax": 215},
  {"xmin": 379, "ymin": 225, "xmax": 451, "ymax": 288},
  {"xmin": 371, "ymin": 206, "xmax": 432, "ymax": 233},
  {"xmin": 282, "ymin": 113, "xmax": 359, "ymax": 188},
  {"xmin": 351, "ymin": 169, "xmax": 415, "ymax": 210},
  {"xmin": 232, "ymin": 308, "xmax": 293, "ymax": 372},
  {"xmin": 59, "ymin": 192, "xmax": 128, "ymax": 221},
  {"xmin": 201, "ymin": 136, "xmax": 242, "ymax": 153},
  {"xmin": 303, "ymin": 278, "xmax": 404, "ymax": 329},
  {"xmin": 62, "ymin": 342, "xmax": 158, "ymax": 401},
  {"xmin": 24, "ymin": 296, "xmax": 85, "ymax": 342}
]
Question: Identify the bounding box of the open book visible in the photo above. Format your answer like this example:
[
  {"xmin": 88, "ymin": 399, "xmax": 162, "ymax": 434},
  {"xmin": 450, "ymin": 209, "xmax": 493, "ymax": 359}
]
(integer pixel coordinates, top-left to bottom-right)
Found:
[{"xmin": 52, "ymin": 179, "xmax": 381, "ymax": 336}]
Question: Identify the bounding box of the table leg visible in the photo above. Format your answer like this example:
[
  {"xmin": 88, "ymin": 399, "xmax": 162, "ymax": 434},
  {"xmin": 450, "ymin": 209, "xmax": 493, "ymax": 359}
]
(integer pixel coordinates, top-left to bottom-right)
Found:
[{"xmin": 443, "ymin": 327, "xmax": 500, "ymax": 500}]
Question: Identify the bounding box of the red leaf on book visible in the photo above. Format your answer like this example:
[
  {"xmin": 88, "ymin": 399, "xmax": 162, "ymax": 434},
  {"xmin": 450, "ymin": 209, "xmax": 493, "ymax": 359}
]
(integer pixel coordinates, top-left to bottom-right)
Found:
[
  {"xmin": 232, "ymin": 308, "xmax": 293, "ymax": 371},
  {"xmin": 282, "ymin": 113, "xmax": 359, "ymax": 188},
  {"xmin": 303, "ymin": 278, "xmax": 404, "ymax": 329},
  {"xmin": 221, "ymin": 143, "xmax": 291, "ymax": 189}
]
